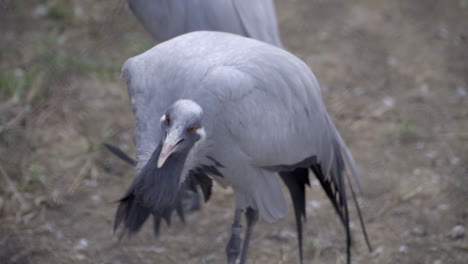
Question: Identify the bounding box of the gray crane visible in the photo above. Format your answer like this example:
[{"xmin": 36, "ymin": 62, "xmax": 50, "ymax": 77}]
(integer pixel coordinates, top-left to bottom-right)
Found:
[
  {"xmin": 113, "ymin": 31, "xmax": 371, "ymax": 264},
  {"xmin": 127, "ymin": 0, "xmax": 283, "ymax": 47}
]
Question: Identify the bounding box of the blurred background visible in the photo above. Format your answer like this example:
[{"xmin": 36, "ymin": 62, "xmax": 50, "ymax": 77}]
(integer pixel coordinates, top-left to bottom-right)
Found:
[{"xmin": 0, "ymin": 0, "xmax": 467, "ymax": 263}]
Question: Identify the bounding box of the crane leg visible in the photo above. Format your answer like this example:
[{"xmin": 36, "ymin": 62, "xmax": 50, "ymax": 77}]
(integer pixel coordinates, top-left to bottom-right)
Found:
[
  {"xmin": 226, "ymin": 208, "xmax": 243, "ymax": 264},
  {"xmin": 239, "ymin": 207, "xmax": 259, "ymax": 264}
]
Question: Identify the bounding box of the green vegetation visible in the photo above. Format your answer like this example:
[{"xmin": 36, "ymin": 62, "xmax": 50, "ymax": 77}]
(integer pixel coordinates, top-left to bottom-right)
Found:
[
  {"xmin": 399, "ymin": 118, "xmax": 420, "ymax": 135},
  {"xmin": 0, "ymin": 68, "xmax": 35, "ymax": 101},
  {"xmin": 85, "ymin": 122, "xmax": 117, "ymax": 154},
  {"xmin": 398, "ymin": 118, "xmax": 422, "ymax": 142},
  {"xmin": 47, "ymin": 1, "xmax": 74, "ymax": 23}
]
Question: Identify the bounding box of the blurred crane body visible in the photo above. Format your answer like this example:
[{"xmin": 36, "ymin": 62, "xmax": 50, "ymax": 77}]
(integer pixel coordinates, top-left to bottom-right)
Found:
[{"xmin": 127, "ymin": 0, "xmax": 283, "ymax": 47}]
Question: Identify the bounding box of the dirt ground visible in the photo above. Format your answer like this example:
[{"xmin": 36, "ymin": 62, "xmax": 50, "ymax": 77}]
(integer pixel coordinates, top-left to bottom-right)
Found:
[{"xmin": 0, "ymin": 0, "xmax": 467, "ymax": 263}]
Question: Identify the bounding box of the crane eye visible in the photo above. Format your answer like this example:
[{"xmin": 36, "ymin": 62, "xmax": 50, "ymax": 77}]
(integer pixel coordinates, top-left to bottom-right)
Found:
[
  {"xmin": 187, "ymin": 126, "xmax": 197, "ymax": 133},
  {"xmin": 165, "ymin": 115, "xmax": 171, "ymax": 124}
]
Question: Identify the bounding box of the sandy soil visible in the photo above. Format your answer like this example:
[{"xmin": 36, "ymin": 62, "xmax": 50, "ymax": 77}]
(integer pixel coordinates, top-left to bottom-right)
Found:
[{"xmin": 0, "ymin": 0, "xmax": 467, "ymax": 263}]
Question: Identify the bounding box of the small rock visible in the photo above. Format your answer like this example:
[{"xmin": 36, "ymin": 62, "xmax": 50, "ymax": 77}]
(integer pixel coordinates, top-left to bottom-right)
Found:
[
  {"xmin": 202, "ymin": 254, "xmax": 220, "ymax": 263},
  {"xmin": 387, "ymin": 56, "xmax": 399, "ymax": 67},
  {"xmin": 455, "ymin": 87, "xmax": 467, "ymax": 97},
  {"xmin": 75, "ymin": 253, "xmax": 86, "ymax": 260},
  {"xmin": 310, "ymin": 179, "xmax": 320, "ymax": 187},
  {"xmin": 433, "ymin": 260, "xmax": 442, "ymax": 264},
  {"xmin": 437, "ymin": 24, "xmax": 449, "ymax": 39},
  {"xmin": 353, "ymin": 87, "xmax": 365, "ymax": 96},
  {"xmin": 32, "ymin": 4, "xmax": 49, "ymax": 19},
  {"xmin": 449, "ymin": 225, "xmax": 465, "ymax": 239},
  {"xmin": 14, "ymin": 68, "xmax": 24, "ymax": 77},
  {"xmin": 372, "ymin": 246, "xmax": 384, "ymax": 256},
  {"xmin": 140, "ymin": 247, "xmax": 166, "ymax": 253},
  {"xmin": 74, "ymin": 239, "xmax": 89, "ymax": 251},
  {"xmin": 84, "ymin": 179, "xmax": 98, "ymax": 187},
  {"xmin": 55, "ymin": 231, "xmax": 64, "ymax": 239},
  {"xmin": 382, "ymin": 96, "xmax": 395, "ymax": 107},
  {"xmin": 91, "ymin": 194, "xmax": 101, "ymax": 202},
  {"xmin": 357, "ymin": 198, "xmax": 365, "ymax": 208},
  {"xmin": 271, "ymin": 230, "xmax": 295, "ymax": 242},
  {"xmin": 399, "ymin": 245, "xmax": 408, "ymax": 253},
  {"xmin": 419, "ymin": 84, "xmax": 430, "ymax": 95},
  {"xmin": 425, "ymin": 150, "xmax": 438, "ymax": 159},
  {"xmin": 450, "ymin": 156, "xmax": 461, "ymax": 166},
  {"xmin": 411, "ymin": 226, "xmax": 426, "ymax": 237},
  {"xmin": 43, "ymin": 222, "xmax": 55, "ymax": 232},
  {"xmin": 400, "ymin": 230, "xmax": 410, "ymax": 238},
  {"xmin": 215, "ymin": 232, "xmax": 228, "ymax": 243},
  {"xmin": 413, "ymin": 168, "xmax": 421, "ymax": 176},
  {"xmin": 438, "ymin": 204, "xmax": 449, "ymax": 211},
  {"xmin": 416, "ymin": 142, "xmax": 425, "ymax": 150},
  {"xmin": 74, "ymin": 6, "xmax": 84, "ymax": 19},
  {"xmin": 308, "ymin": 200, "xmax": 321, "ymax": 209}
]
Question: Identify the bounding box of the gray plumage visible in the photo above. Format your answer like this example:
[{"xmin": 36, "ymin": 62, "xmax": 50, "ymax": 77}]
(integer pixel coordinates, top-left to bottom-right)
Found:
[
  {"xmin": 115, "ymin": 31, "xmax": 369, "ymax": 264},
  {"xmin": 127, "ymin": 0, "xmax": 283, "ymax": 47}
]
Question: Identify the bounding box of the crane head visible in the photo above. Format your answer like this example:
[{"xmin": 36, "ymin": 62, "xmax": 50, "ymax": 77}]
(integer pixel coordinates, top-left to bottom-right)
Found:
[{"xmin": 157, "ymin": 99, "xmax": 205, "ymax": 168}]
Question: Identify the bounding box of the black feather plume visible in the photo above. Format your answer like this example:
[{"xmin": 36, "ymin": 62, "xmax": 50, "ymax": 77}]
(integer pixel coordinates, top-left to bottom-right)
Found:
[{"xmin": 279, "ymin": 167, "xmax": 310, "ymax": 264}]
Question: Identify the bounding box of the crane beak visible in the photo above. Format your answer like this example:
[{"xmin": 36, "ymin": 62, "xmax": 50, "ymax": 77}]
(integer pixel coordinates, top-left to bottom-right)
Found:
[{"xmin": 157, "ymin": 132, "xmax": 180, "ymax": 168}]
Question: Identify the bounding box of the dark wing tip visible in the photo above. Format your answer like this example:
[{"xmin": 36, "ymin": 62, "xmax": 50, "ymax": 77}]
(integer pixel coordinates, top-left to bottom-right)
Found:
[
  {"xmin": 345, "ymin": 170, "xmax": 373, "ymax": 253},
  {"xmin": 279, "ymin": 167, "xmax": 310, "ymax": 264},
  {"xmin": 193, "ymin": 172, "xmax": 213, "ymax": 202},
  {"xmin": 187, "ymin": 170, "xmax": 213, "ymax": 203},
  {"xmin": 310, "ymin": 160, "xmax": 352, "ymax": 264},
  {"xmin": 104, "ymin": 143, "xmax": 137, "ymax": 167},
  {"xmin": 113, "ymin": 193, "xmax": 151, "ymax": 238},
  {"xmin": 153, "ymin": 214, "xmax": 162, "ymax": 237}
]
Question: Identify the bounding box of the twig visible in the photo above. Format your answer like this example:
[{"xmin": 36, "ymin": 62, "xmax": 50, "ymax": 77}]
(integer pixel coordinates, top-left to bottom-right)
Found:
[
  {"xmin": 25, "ymin": 71, "xmax": 44, "ymax": 103},
  {"xmin": 0, "ymin": 108, "xmax": 27, "ymax": 134},
  {"xmin": 0, "ymin": 163, "xmax": 28, "ymax": 210},
  {"xmin": 0, "ymin": 71, "xmax": 44, "ymax": 134},
  {"xmin": 401, "ymin": 185, "xmax": 424, "ymax": 201},
  {"xmin": 67, "ymin": 157, "xmax": 93, "ymax": 194},
  {"xmin": 313, "ymin": 242, "xmax": 322, "ymax": 263},
  {"xmin": 124, "ymin": 247, "xmax": 178, "ymax": 264},
  {"xmin": 9, "ymin": 249, "xmax": 36, "ymax": 263},
  {"xmin": 0, "ymin": 94, "xmax": 20, "ymax": 113}
]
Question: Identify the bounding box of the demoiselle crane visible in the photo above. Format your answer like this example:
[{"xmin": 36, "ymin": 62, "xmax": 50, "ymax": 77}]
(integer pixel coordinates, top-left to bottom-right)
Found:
[
  {"xmin": 127, "ymin": 0, "xmax": 283, "ymax": 47},
  {"xmin": 113, "ymin": 31, "xmax": 371, "ymax": 264}
]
